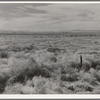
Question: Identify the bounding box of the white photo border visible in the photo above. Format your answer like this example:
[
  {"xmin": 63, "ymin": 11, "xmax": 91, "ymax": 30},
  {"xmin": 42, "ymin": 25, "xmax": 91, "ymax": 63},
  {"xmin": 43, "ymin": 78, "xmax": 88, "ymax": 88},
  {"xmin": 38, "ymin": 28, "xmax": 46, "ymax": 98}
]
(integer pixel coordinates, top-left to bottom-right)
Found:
[{"xmin": 0, "ymin": 1, "xmax": 100, "ymax": 99}]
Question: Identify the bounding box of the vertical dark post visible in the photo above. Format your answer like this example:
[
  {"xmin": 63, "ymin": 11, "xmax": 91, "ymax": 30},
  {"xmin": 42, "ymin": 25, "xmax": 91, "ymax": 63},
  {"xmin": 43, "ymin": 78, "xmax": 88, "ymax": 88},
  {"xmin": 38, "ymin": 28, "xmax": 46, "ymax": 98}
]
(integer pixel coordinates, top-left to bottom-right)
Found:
[{"xmin": 80, "ymin": 55, "xmax": 83, "ymax": 69}]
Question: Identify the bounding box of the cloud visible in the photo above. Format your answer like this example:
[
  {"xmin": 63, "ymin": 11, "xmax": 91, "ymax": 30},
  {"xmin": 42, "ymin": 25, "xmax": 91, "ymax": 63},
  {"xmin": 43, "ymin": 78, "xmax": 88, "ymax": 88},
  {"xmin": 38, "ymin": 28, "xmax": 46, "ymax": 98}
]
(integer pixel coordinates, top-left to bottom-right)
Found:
[
  {"xmin": 0, "ymin": 4, "xmax": 48, "ymax": 20},
  {"xmin": 0, "ymin": 3, "xmax": 100, "ymax": 31}
]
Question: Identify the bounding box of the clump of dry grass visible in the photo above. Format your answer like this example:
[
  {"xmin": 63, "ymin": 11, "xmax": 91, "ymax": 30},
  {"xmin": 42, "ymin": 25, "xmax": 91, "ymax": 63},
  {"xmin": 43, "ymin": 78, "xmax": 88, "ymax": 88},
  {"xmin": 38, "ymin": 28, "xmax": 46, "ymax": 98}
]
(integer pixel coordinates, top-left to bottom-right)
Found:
[
  {"xmin": 89, "ymin": 68, "xmax": 100, "ymax": 82},
  {"xmin": 92, "ymin": 86, "xmax": 100, "ymax": 94},
  {"xmin": 21, "ymin": 85, "xmax": 35, "ymax": 94},
  {"xmin": 81, "ymin": 72, "xmax": 98, "ymax": 86},
  {"xmin": 86, "ymin": 58, "xmax": 100, "ymax": 69},
  {"xmin": 13, "ymin": 52, "xmax": 27, "ymax": 59},
  {"xmin": 9, "ymin": 43, "xmax": 37, "ymax": 53},
  {"xmin": 0, "ymin": 73, "xmax": 9, "ymax": 93},
  {"xmin": 4, "ymin": 76, "xmax": 62, "ymax": 94},
  {"xmin": 65, "ymin": 81, "xmax": 94, "ymax": 93},
  {"xmin": 61, "ymin": 73, "xmax": 79, "ymax": 82},
  {"xmin": 30, "ymin": 76, "xmax": 63, "ymax": 94},
  {"xmin": 4, "ymin": 83, "xmax": 23, "ymax": 94}
]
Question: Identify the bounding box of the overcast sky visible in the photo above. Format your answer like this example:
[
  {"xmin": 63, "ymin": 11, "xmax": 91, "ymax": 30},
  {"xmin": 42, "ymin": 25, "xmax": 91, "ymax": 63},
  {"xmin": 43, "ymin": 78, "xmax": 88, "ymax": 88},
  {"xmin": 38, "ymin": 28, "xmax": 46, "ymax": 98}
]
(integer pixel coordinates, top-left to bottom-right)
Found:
[{"xmin": 0, "ymin": 3, "xmax": 100, "ymax": 32}]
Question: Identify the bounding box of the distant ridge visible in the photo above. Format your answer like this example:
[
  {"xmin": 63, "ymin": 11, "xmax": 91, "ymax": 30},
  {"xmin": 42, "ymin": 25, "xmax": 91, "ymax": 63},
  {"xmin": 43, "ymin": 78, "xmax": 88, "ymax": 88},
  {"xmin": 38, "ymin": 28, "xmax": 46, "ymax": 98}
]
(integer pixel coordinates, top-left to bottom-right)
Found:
[{"xmin": 0, "ymin": 30, "xmax": 100, "ymax": 35}]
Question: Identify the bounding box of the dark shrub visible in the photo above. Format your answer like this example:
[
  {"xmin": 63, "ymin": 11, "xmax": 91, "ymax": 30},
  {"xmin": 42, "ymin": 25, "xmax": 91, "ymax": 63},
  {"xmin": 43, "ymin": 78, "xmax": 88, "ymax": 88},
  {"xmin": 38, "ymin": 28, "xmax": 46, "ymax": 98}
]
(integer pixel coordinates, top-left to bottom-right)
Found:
[
  {"xmin": 0, "ymin": 73, "xmax": 10, "ymax": 93},
  {"xmin": 81, "ymin": 63, "xmax": 90, "ymax": 72},
  {"xmin": 0, "ymin": 51, "xmax": 10, "ymax": 58},
  {"xmin": 47, "ymin": 47, "xmax": 61, "ymax": 53},
  {"xmin": 61, "ymin": 73, "xmax": 78, "ymax": 82},
  {"xmin": 50, "ymin": 57, "xmax": 57, "ymax": 62}
]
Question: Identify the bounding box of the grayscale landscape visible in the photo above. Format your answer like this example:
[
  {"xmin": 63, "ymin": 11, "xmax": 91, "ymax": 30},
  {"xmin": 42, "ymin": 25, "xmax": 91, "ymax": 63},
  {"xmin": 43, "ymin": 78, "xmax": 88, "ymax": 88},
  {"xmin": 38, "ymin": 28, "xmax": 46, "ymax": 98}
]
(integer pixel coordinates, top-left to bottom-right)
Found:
[{"xmin": 0, "ymin": 3, "xmax": 100, "ymax": 94}]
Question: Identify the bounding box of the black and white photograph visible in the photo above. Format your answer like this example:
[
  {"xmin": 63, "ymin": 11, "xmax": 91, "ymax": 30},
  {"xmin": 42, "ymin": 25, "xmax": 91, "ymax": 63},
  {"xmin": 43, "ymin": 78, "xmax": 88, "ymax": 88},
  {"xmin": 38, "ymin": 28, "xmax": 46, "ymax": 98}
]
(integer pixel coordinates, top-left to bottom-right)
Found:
[{"xmin": 0, "ymin": 2, "xmax": 100, "ymax": 95}]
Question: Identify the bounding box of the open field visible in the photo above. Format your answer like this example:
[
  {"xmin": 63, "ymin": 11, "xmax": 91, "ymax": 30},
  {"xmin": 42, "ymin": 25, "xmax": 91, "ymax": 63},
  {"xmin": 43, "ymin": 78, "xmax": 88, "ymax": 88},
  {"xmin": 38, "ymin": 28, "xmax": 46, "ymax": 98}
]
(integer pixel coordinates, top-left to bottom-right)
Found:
[{"xmin": 0, "ymin": 32, "xmax": 100, "ymax": 94}]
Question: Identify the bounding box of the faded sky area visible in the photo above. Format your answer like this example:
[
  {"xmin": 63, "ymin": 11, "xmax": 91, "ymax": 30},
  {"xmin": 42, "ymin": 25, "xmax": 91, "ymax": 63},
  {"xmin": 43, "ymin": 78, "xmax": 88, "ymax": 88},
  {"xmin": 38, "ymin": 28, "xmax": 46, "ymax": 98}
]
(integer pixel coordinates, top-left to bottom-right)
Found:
[{"xmin": 0, "ymin": 3, "xmax": 100, "ymax": 32}]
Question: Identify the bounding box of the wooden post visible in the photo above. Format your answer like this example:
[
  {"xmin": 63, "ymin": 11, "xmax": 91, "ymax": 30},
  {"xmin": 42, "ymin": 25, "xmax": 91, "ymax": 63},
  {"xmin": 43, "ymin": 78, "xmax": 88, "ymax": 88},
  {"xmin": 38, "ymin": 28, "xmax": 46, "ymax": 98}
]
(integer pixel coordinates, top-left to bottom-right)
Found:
[{"xmin": 80, "ymin": 55, "xmax": 83, "ymax": 69}]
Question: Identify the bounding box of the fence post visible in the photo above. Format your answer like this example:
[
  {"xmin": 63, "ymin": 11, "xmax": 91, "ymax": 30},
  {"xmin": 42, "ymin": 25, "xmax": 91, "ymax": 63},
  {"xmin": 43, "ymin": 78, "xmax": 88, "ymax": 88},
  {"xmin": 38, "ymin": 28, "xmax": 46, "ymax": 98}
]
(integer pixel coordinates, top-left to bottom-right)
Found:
[{"xmin": 80, "ymin": 55, "xmax": 83, "ymax": 69}]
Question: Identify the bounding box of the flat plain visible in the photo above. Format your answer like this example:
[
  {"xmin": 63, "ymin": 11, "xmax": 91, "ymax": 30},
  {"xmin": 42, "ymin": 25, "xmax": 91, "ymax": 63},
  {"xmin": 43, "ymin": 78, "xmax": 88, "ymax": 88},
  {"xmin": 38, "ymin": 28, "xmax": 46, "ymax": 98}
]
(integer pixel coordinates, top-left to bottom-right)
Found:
[{"xmin": 0, "ymin": 31, "xmax": 100, "ymax": 94}]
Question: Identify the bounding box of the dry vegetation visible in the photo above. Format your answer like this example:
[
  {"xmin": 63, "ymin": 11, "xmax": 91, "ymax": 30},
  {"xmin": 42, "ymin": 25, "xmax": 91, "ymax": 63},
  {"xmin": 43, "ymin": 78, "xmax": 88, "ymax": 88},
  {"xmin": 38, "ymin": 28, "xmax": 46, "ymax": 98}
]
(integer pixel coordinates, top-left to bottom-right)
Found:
[{"xmin": 0, "ymin": 33, "xmax": 100, "ymax": 94}]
